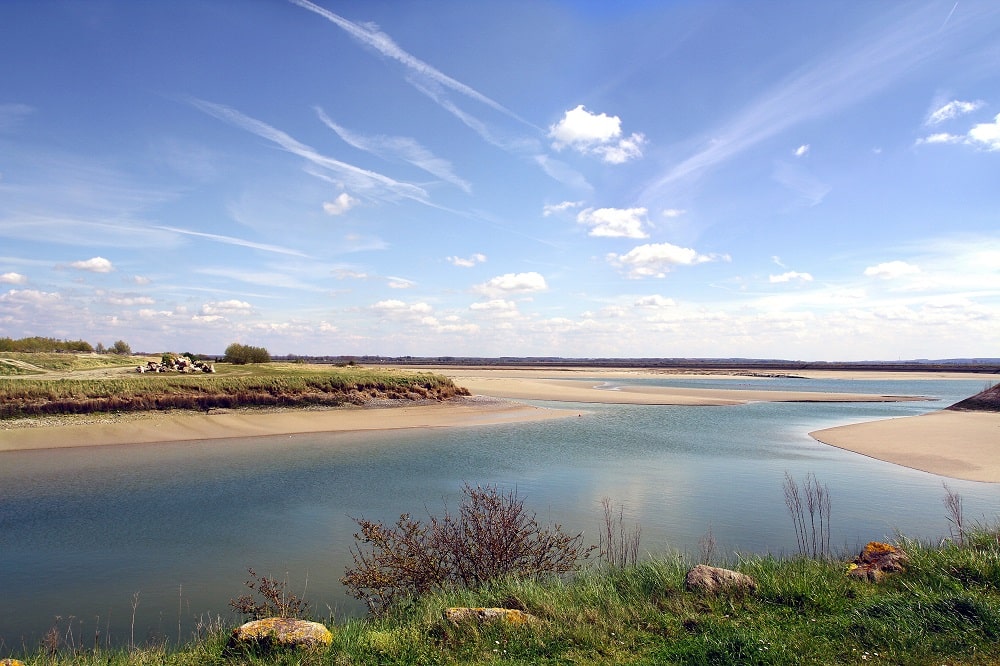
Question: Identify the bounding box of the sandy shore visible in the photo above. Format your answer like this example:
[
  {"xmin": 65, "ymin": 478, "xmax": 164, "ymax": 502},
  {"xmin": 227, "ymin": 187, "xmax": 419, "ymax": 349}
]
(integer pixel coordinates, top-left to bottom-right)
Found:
[
  {"xmin": 0, "ymin": 398, "xmax": 573, "ymax": 452},
  {"xmin": 811, "ymin": 411, "xmax": 1000, "ymax": 483},
  {"xmin": 3, "ymin": 366, "xmax": 996, "ymax": 484}
]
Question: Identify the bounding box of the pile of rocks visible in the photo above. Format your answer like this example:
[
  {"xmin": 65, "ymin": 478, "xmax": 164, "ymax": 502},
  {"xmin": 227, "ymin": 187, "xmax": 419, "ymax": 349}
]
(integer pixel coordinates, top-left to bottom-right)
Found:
[{"xmin": 136, "ymin": 357, "xmax": 215, "ymax": 374}]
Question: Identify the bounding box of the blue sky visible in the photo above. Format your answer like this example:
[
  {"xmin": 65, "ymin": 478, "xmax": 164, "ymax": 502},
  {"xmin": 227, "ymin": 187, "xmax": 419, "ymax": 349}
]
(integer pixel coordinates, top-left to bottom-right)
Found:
[{"xmin": 1, "ymin": 1, "xmax": 998, "ymax": 360}]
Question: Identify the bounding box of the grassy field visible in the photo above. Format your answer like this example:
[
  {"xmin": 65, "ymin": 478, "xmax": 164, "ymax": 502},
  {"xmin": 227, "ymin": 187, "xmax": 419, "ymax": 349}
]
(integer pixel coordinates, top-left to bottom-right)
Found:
[
  {"xmin": 8, "ymin": 531, "xmax": 999, "ymax": 665},
  {"xmin": 0, "ymin": 355, "xmax": 469, "ymax": 418}
]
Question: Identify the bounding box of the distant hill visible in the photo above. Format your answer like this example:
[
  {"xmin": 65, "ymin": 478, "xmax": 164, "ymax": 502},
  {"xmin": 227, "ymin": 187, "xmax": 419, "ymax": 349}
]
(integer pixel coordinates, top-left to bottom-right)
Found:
[{"xmin": 948, "ymin": 384, "xmax": 1000, "ymax": 412}]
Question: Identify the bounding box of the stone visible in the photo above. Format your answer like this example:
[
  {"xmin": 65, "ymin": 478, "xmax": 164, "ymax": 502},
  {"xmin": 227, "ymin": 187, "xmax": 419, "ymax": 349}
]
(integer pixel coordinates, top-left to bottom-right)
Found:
[
  {"xmin": 227, "ymin": 617, "xmax": 332, "ymax": 653},
  {"xmin": 444, "ymin": 607, "xmax": 540, "ymax": 626},
  {"xmin": 847, "ymin": 542, "xmax": 908, "ymax": 582},
  {"xmin": 0, "ymin": 659, "xmax": 26, "ymax": 666},
  {"xmin": 684, "ymin": 564, "xmax": 757, "ymax": 595}
]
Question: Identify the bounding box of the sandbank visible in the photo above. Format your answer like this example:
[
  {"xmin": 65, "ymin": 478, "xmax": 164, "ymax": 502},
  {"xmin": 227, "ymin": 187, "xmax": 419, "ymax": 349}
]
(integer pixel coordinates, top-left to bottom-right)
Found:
[
  {"xmin": 0, "ymin": 399, "xmax": 573, "ymax": 453},
  {"xmin": 811, "ymin": 411, "xmax": 1000, "ymax": 483},
  {"xmin": 431, "ymin": 369, "xmax": 927, "ymax": 406}
]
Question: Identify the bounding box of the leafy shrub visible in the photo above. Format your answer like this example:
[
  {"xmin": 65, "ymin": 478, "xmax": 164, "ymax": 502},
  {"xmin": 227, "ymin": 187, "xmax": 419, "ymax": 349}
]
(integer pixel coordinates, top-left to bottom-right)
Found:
[{"xmin": 342, "ymin": 483, "xmax": 594, "ymax": 615}]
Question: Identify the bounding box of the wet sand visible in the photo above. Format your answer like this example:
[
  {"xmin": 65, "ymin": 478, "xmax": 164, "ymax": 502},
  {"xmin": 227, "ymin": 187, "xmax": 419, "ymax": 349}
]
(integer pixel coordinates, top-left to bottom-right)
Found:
[{"xmin": 810, "ymin": 411, "xmax": 1000, "ymax": 483}]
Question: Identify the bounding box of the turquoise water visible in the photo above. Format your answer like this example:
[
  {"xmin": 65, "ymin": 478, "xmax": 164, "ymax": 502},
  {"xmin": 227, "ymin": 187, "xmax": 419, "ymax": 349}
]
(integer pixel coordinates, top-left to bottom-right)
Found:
[{"xmin": 1, "ymin": 376, "xmax": 997, "ymax": 647}]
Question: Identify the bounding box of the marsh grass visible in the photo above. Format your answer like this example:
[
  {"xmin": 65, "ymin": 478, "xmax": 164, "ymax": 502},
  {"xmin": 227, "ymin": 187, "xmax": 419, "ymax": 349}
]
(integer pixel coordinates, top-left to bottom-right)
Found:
[
  {"xmin": 15, "ymin": 530, "xmax": 1000, "ymax": 664},
  {"xmin": 0, "ymin": 364, "xmax": 468, "ymax": 418}
]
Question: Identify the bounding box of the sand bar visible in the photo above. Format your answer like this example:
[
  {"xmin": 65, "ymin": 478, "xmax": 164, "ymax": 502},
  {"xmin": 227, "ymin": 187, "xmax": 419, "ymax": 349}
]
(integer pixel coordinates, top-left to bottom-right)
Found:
[
  {"xmin": 432, "ymin": 369, "xmax": 928, "ymax": 406},
  {"xmin": 811, "ymin": 411, "xmax": 1000, "ymax": 483},
  {"xmin": 0, "ymin": 399, "xmax": 573, "ymax": 452}
]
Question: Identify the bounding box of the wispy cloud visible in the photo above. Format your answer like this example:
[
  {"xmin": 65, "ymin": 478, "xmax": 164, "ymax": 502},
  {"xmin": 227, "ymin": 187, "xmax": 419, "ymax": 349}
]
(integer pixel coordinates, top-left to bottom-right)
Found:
[
  {"xmin": 289, "ymin": 0, "xmax": 530, "ymax": 127},
  {"xmin": 640, "ymin": 3, "xmax": 999, "ymax": 203},
  {"xmin": 926, "ymin": 99, "xmax": 984, "ymax": 125},
  {"xmin": 156, "ymin": 225, "xmax": 309, "ymax": 257},
  {"xmin": 0, "ymin": 103, "xmax": 33, "ymax": 132},
  {"xmin": 190, "ymin": 98, "xmax": 430, "ymax": 204},
  {"xmin": 315, "ymin": 107, "xmax": 472, "ymax": 193}
]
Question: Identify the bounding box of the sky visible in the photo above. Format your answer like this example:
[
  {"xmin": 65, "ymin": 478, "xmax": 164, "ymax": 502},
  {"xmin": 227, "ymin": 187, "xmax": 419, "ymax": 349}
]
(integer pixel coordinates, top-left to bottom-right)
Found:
[{"xmin": 1, "ymin": 1, "xmax": 999, "ymax": 360}]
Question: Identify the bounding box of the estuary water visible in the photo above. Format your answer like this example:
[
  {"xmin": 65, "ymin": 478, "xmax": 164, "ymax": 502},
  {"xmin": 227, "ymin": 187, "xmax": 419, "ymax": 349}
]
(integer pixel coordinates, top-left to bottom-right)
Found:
[{"xmin": 1, "ymin": 376, "xmax": 998, "ymax": 648}]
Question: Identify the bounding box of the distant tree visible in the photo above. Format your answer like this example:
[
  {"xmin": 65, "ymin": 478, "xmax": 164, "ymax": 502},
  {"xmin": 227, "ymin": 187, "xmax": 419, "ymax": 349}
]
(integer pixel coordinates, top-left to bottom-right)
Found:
[
  {"xmin": 111, "ymin": 340, "xmax": 132, "ymax": 355},
  {"xmin": 223, "ymin": 342, "xmax": 271, "ymax": 365},
  {"xmin": 95, "ymin": 342, "xmax": 106, "ymax": 354}
]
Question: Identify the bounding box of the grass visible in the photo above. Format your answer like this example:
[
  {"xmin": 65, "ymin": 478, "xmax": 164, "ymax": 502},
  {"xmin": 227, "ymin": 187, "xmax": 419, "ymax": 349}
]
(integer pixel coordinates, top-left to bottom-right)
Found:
[
  {"xmin": 0, "ymin": 360, "xmax": 469, "ymax": 418},
  {"xmin": 0, "ymin": 352, "xmax": 139, "ymax": 372},
  {"xmin": 9, "ymin": 530, "xmax": 1000, "ymax": 665}
]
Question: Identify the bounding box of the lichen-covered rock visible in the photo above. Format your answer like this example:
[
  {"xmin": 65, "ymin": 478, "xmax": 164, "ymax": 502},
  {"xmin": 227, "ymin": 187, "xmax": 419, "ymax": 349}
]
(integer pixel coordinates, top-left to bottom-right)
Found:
[
  {"xmin": 227, "ymin": 617, "xmax": 332, "ymax": 653},
  {"xmin": 444, "ymin": 607, "xmax": 540, "ymax": 626},
  {"xmin": 847, "ymin": 542, "xmax": 909, "ymax": 582},
  {"xmin": 0, "ymin": 659, "xmax": 27, "ymax": 666},
  {"xmin": 685, "ymin": 564, "xmax": 757, "ymax": 595}
]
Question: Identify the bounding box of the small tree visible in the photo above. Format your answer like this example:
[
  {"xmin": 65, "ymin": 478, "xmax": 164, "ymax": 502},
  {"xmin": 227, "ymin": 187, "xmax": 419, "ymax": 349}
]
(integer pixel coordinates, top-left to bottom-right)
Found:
[
  {"xmin": 111, "ymin": 340, "xmax": 132, "ymax": 355},
  {"xmin": 342, "ymin": 483, "xmax": 594, "ymax": 615},
  {"xmin": 223, "ymin": 342, "xmax": 271, "ymax": 364}
]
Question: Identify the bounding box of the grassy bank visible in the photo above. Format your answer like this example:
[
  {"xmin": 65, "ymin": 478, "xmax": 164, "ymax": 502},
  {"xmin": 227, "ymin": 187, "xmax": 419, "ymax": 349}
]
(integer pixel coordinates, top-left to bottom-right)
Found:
[
  {"xmin": 10, "ymin": 531, "xmax": 1000, "ymax": 665},
  {"xmin": 0, "ymin": 359, "xmax": 469, "ymax": 418}
]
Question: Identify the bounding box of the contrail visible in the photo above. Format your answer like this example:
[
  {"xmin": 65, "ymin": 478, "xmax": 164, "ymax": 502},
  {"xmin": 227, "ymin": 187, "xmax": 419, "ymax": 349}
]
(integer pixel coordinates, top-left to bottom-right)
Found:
[
  {"xmin": 288, "ymin": 0, "xmax": 534, "ymax": 128},
  {"xmin": 941, "ymin": 2, "xmax": 959, "ymax": 29}
]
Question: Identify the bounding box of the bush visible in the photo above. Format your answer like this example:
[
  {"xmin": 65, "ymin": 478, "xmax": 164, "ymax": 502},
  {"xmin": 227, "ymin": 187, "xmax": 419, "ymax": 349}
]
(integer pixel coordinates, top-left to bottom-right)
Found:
[
  {"xmin": 342, "ymin": 483, "xmax": 594, "ymax": 615},
  {"xmin": 111, "ymin": 339, "xmax": 132, "ymax": 355},
  {"xmin": 223, "ymin": 342, "xmax": 271, "ymax": 365}
]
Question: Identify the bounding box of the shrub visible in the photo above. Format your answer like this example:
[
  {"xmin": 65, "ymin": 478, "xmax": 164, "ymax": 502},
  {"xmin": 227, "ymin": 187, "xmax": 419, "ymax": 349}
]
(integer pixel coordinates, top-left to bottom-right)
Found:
[
  {"xmin": 229, "ymin": 568, "xmax": 310, "ymax": 620},
  {"xmin": 223, "ymin": 342, "xmax": 271, "ymax": 364},
  {"xmin": 111, "ymin": 339, "xmax": 132, "ymax": 355},
  {"xmin": 342, "ymin": 483, "xmax": 594, "ymax": 615}
]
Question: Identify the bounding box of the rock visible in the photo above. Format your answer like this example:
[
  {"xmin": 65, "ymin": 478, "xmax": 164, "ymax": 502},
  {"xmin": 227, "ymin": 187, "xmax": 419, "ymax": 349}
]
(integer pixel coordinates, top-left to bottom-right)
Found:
[
  {"xmin": 847, "ymin": 542, "xmax": 909, "ymax": 582},
  {"xmin": 444, "ymin": 607, "xmax": 540, "ymax": 626},
  {"xmin": 684, "ymin": 564, "xmax": 757, "ymax": 595},
  {"xmin": 0, "ymin": 659, "xmax": 26, "ymax": 666},
  {"xmin": 227, "ymin": 617, "xmax": 332, "ymax": 654}
]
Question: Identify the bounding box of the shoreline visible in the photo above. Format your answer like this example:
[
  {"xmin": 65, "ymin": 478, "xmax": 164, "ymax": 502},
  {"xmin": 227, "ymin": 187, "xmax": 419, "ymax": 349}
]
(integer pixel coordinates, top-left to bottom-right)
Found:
[{"xmin": 3, "ymin": 367, "xmax": 997, "ymax": 483}]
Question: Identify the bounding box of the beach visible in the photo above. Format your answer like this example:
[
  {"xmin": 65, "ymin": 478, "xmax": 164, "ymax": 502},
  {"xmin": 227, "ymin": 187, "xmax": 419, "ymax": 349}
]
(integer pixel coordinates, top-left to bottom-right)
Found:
[{"xmin": 2, "ymin": 365, "xmax": 998, "ymax": 483}]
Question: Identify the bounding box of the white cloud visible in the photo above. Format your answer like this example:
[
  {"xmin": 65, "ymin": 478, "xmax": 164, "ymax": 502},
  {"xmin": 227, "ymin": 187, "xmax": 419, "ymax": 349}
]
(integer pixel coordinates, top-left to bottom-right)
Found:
[
  {"xmin": 794, "ymin": 144, "xmax": 810, "ymax": 157},
  {"xmin": 968, "ymin": 113, "xmax": 1000, "ymax": 151},
  {"xmin": 371, "ymin": 300, "xmax": 432, "ymax": 314},
  {"xmin": 333, "ymin": 268, "xmax": 368, "ymax": 280},
  {"xmin": 542, "ymin": 201, "xmax": 584, "ymax": 217},
  {"xmin": 200, "ymin": 299, "xmax": 253, "ymax": 315},
  {"xmin": 323, "ymin": 192, "xmax": 359, "ymax": 216},
  {"xmin": 0, "ymin": 289, "xmax": 61, "ymax": 305},
  {"xmin": 608, "ymin": 243, "xmax": 728, "ymax": 278},
  {"xmin": 916, "ymin": 132, "xmax": 963, "ymax": 145},
  {"xmin": 927, "ymin": 99, "xmax": 984, "ymax": 125},
  {"xmin": 576, "ymin": 207, "xmax": 649, "ymax": 238},
  {"xmin": 662, "ymin": 208, "xmax": 686, "ymax": 218},
  {"xmin": 769, "ymin": 271, "xmax": 814, "ymax": 283},
  {"xmin": 470, "ymin": 299, "xmax": 517, "ymax": 312},
  {"xmin": 447, "ymin": 253, "xmax": 487, "ymax": 268},
  {"xmin": 107, "ymin": 295, "xmax": 156, "ymax": 306},
  {"xmin": 473, "ymin": 272, "xmax": 548, "ymax": 297},
  {"xmin": 132, "ymin": 275, "xmax": 151, "ymax": 285},
  {"xmin": 634, "ymin": 295, "xmax": 677, "ymax": 308},
  {"xmin": 387, "ymin": 276, "xmax": 415, "ymax": 289},
  {"xmin": 0, "ymin": 272, "xmax": 27, "ymax": 284},
  {"xmin": 864, "ymin": 261, "xmax": 920, "ymax": 279},
  {"xmin": 548, "ymin": 105, "xmax": 646, "ymax": 163},
  {"xmin": 70, "ymin": 257, "xmax": 114, "ymax": 273}
]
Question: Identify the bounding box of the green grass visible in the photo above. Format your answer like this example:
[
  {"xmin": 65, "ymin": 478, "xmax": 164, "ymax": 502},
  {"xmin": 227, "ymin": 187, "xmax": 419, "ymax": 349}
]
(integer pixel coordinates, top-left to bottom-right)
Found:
[
  {"xmin": 11, "ymin": 532, "xmax": 1000, "ymax": 665},
  {"xmin": 0, "ymin": 362, "xmax": 468, "ymax": 418},
  {"xmin": 0, "ymin": 352, "xmax": 140, "ymax": 372}
]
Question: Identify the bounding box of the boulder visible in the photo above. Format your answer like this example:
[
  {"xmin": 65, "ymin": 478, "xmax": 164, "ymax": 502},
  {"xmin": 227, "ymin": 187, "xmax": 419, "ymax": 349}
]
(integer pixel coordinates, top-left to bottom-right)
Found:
[
  {"xmin": 847, "ymin": 542, "xmax": 909, "ymax": 582},
  {"xmin": 0, "ymin": 659, "xmax": 26, "ymax": 666},
  {"xmin": 684, "ymin": 564, "xmax": 757, "ymax": 595},
  {"xmin": 444, "ymin": 607, "xmax": 540, "ymax": 626},
  {"xmin": 227, "ymin": 617, "xmax": 332, "ymax": 653}
]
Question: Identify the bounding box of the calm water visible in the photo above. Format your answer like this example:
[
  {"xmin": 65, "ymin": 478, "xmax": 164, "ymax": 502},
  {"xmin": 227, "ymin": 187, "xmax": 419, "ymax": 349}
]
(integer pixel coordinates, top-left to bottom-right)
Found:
[{"xmin": 1, "ymin": 376, "xmax": 997, "ymax": 648}]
